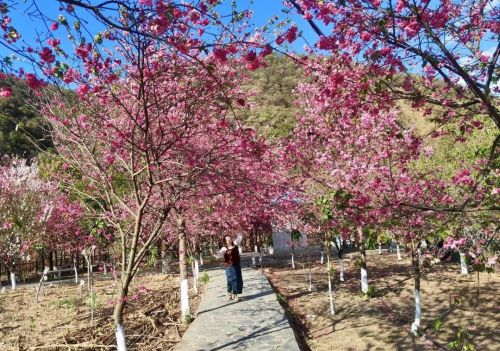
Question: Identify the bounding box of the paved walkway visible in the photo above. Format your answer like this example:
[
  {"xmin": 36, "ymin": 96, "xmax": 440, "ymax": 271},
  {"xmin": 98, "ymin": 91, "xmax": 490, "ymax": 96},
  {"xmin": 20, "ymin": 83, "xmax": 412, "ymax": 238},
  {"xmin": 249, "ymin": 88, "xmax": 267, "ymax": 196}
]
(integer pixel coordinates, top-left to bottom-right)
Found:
[{"xmin": 175, "ymin": 263, "xmax": 300, "ymax": 351}]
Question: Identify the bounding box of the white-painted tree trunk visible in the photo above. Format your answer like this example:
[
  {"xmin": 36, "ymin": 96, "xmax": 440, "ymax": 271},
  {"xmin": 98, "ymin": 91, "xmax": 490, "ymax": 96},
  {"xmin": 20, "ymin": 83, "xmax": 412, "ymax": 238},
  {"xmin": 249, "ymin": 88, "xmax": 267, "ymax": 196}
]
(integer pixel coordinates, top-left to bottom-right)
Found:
[
  {"xmin": 411, "ymin": 288, "xmax": 421, "ymax": 335},
  {"xmin": 87, "ymin": 263, "xmax": 92, "ymax": 288},
  {"xmin": 291, "ymin": 251, "xmax": 295, "ymax": 269},
  {"xmin": 36, "ymin": 267, "xmax": 50, "ymax": 302},
  {"xmin": 193, "ymin": 259, "xmax": 199, "ymax": 294},
  {"xmin": 320, "ymin": 250, "xmax": 324, "ymax": 265},
  {"xmin": 339, "ymin": 259, "xmax": 345, "ymax": 282},
  {"xmin": 74, "ymin": 260, "xmax": 78, "ymax": 284},
  {"xmin": 161, "ymin": 255, "xmax": 169, "ymax": 274},
  {"xmin": 378, "ymin": 243, "xmax": 382, "ymax": 255},
  {"xmin": 10, "ymin": 272, "xmax": 16, "ymax": 290},
  {"xmin": 116, "ymin": 324, "xmax": 127, "ymax": 351},
  {"xmin": 336, "ymin": 237, "xmax": 342, "ymax": 248},
  {"xmin": 360, "ymin": 267, "xmax": 368, "ymax": 294},
  {"xmin": 459, "ymin": 252, "xmax": 468, "ymax": 275},
  {"xmin": 397, "ymin": 245, "xmax": 402, "ymax": 261},
  {"xmin": 326, "ymin": 247, "xmax": 335, "ymax": 315},
  {"xmin": 199, "ymin": 254, "xmax": 203, "ymax": 266},
  {"xmin": 328, "ymin": 276, "xmax": 335, "ymax": 315},
  {"xmin": 195, "ymin": 259, "xmax": 199, "ymax": 280},
  {"xmin": 180, "ymin": 279, "xmax": 190, "ymax": 319},
  {"xmin": 308, "ymin": 272, "xmax": 312, "ymax": 292},
  {"xmin": 103, "ymin": 262, "xmax": 108, "ymax": 275},
  {"xmin": 252, "ymin": 255, "xmax": 256, "ymax": 266},
  {"xmin": 79, "ymin": 279, "xmax": 85, "ymax": 297}
]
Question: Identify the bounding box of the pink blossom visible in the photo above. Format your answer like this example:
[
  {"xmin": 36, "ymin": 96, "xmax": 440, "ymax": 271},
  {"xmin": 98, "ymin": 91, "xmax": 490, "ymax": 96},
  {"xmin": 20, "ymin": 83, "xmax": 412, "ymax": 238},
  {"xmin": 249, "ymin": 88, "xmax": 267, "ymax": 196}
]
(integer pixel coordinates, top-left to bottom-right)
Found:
[
  {"xmin": 260, "ymin": 44, "xmax": 273, "ymax": 57},
  {"xmin": 360, "ymin": 32, "xmax": 372, "ymax": 42},
  {"xmin": 47, "ymin": 38, "xmax": 60, "ymax": 47},
  {"xmin": 39, "ymin": 47, "xmax": 55, "ymax": 64},
  {"xmin": 452, "ymin": 169, "xmax": 474, "ymax": 187},
  {"xmin": 25, "ymin": 73, "xmax": 44, "ymax": 90},
  {"xmin": 75, "ymin": 44, "xmax": 91, "ymax": 60},
  {"xmin": 0, "ymin": 86, "xmax": 12, "ymax": 98},
  {"xmin": 285, "ymin": 25, "xmax": 298, "ymax": 43},
  {"xmin": 212, "ymin": 47, "xmax": 228, "ymax": 62},
  {"xmin": 105, "ymin": 154, "xmax": 115, "ymax": 164},
  {"xmin": 76, "ymin": 84, "xmax": 90, "ymax": 98},
  {"xmin": 317, "ymin": 36, "xmax": 334, "ymax": 50},
  {"xmin": 2, "ymin": 221, "xmax": 12, "ymax": 229},
  {"xmin": 173, "ymin": 8, "xmax": 182, "ymax": 19}
]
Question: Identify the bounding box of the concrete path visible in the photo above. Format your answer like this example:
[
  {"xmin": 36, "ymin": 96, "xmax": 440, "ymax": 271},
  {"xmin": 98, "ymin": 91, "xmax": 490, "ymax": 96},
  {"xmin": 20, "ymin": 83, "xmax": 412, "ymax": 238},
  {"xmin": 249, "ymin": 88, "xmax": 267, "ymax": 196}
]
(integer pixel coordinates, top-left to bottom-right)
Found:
[{"xmin": 175, "ymin": 264, "xmax": 300, "ymax": 351}]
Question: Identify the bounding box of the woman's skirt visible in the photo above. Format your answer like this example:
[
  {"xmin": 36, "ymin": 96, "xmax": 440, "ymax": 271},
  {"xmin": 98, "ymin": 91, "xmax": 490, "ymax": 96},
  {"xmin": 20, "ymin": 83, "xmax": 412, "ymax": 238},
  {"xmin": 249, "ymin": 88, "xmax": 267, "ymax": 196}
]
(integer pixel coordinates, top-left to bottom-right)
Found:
[{"xmin": 225, "ymin": 265, "xmax": 243, "ymax": 294}]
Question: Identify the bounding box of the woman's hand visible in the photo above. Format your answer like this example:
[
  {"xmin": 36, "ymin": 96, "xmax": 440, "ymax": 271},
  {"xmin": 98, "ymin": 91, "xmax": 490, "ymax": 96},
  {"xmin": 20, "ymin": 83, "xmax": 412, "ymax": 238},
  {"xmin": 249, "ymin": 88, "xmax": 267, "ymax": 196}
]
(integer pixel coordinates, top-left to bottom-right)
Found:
[{"xmin": 214, "ymin": 247, "xmax": 227, "ymax": 259}]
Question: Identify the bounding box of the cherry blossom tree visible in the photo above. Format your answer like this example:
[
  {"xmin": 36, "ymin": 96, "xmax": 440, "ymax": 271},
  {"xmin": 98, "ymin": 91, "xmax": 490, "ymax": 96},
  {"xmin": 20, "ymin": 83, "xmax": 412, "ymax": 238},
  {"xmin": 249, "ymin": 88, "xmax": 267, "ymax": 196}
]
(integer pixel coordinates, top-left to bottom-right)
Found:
[
  {"xmin": 0, "ymin": 157, "xmax": 84, "ymax": 290},
  {"xmin": 288, "ymin": 0, "xmax": 499, "ymax": 129},
  {"xmin": 0, "ymin": 158, "xmax": 46, "ymax": 290}
]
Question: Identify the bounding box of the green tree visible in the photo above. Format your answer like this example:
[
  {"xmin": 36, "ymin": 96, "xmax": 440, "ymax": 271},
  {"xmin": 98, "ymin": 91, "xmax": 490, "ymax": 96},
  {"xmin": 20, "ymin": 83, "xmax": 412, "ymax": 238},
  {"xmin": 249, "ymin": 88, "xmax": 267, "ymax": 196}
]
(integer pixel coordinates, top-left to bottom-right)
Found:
[
  {"xmin": 0, "ymin": 78, "xmax": 52, "ymax": 159},
  {"xmin": 240, "ymin": 55, "xmax": 302, "ymax": 139}
]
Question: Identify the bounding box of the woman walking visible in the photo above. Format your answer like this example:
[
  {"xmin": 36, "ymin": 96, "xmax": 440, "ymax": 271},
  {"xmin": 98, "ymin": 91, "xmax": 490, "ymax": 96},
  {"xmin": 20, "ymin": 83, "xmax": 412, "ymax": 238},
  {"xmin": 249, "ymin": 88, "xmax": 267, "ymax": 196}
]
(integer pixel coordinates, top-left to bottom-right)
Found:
[{"xmin": 216, "ymin": 235, "xmax": 243, "ymax": 301}]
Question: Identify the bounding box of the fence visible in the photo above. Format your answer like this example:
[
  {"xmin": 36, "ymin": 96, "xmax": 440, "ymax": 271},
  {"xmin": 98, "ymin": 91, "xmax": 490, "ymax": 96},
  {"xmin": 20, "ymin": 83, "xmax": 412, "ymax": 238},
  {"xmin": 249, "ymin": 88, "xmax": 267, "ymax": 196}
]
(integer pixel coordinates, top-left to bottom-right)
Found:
[{"xmin": 0, "ymin": 249, "xmax": 107, "ymax": 286}]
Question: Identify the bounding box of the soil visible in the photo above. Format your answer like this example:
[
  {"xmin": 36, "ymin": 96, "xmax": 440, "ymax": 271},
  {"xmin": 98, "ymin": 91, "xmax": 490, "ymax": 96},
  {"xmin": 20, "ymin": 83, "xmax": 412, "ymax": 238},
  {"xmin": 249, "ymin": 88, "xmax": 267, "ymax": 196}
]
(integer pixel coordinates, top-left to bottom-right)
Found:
[
  {"xmin": 264, "ymin": 251, "xmax": 499, "ymax": 351},
  {"xmin": 0, "ymin": 272, "xmax": 203, "ymax": 351}
]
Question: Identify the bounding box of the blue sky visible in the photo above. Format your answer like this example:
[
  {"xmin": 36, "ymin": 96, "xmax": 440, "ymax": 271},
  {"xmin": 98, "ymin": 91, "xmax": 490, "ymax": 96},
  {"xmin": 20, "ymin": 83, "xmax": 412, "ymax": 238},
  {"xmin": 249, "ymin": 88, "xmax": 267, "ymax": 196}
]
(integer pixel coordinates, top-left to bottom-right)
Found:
[
  {"xmin": 5, "ymin": 0, "xmax": 322, "ymax": 58},
  {"xmin": 219, "ymin": 0, "xmax": 325, "ymax": 51}
]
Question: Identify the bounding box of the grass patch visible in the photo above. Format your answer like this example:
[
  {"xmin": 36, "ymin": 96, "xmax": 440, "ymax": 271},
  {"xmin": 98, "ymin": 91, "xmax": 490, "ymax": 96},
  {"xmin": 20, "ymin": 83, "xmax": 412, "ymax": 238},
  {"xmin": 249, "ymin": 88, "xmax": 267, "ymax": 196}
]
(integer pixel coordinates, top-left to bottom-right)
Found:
[{"xmin": 54, "ymin": 297, "xmax": 84, "ymax": 309}]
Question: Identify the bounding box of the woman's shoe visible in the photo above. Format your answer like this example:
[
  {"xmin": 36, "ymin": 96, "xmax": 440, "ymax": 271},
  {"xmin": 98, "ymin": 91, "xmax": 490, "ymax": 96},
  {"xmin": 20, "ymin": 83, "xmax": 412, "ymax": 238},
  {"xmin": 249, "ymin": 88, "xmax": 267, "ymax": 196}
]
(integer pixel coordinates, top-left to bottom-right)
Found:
[
  {"xmin": 234, "ymin": 295, "xmax": 240, "ymax": 302},
  {"xmin": 228, "ymin": 293, "xmax": 234, "ymax": 301}
]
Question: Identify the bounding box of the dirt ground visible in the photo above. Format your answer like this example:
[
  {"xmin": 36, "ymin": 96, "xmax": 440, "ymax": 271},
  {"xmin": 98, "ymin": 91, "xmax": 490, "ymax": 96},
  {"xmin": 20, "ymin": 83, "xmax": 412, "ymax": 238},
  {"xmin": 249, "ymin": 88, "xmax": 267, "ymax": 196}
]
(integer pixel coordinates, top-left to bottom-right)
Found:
[
  {"xmin": 264, "ymin": 252, "xmax": 499, "ymax": 351},
  {"xmin": 0, "ymin": 272, "xmax": 203, "ymax": 351}
]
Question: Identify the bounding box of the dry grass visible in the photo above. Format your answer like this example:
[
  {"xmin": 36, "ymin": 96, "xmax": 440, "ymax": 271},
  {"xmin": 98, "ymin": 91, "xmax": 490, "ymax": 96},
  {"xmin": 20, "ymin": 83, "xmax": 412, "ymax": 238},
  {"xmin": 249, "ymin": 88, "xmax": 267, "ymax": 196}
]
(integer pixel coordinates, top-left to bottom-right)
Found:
[
  {"xmin": 0, "ymin": 273, "xmax": 203, "ymax": 351},
  {"xmin": 265, "ymin": 253, "xmax": 499, "ymax": 351}
]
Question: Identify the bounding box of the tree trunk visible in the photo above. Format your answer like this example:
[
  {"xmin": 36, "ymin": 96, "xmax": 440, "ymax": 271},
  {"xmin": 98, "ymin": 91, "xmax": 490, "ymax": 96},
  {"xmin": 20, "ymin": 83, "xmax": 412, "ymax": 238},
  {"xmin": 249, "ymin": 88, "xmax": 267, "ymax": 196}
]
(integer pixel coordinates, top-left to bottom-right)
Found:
[
  {"xmin": 326, "ymin": 243, "xmax": 335, "ymax": 315},
  {"xmin": 193, "ymin": 258, "xmax": 199, "ymax": 294},
  {"xmin": 177, "ymin": 213, "xmax": 190, "ymax": 321},
  {"xmin": 291, "ymin": 246, "xmax": 295, "ymax": 269},
  {"xmin": 10, "ymin": 271, "xmax": 16, "ymax": 290},
  {"xmin": 307, "ymin": 245, "xmax": 312, "ymax": 291},
  {"xmin": 334, "ymin": 238, "xmax": 345, "ymax": 282},
  {"xmin": 49, "ymin": 251, "xmax": 54, "ymax": 271},
  {"xmin": 73, "ymin": 258, "xmax": 78, "ymax": 284},
  {"xmin": 397, "ymin": 244, "xmax": 402, "ymax": 261},
  {"xmin": 356, "ymin": 227, "xmax": 368, "ymax": 294},
  {"xmin": 459, "ymin": 251, "xmax": 468, "ymax": 275},
  {"xmin": 411, "ymin": 248, "xmax": 421, "ymax": 335},
  {"xmin": 114, "ymin": 284, "xmax": 129, "ymax": 351},
  {"xmin": 339, "ymin": 258, "xmax": 345, "ymax": 282},
  {"xmin": 161, "ymin": 250, "xmax": 170, "ymax": 274}
]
